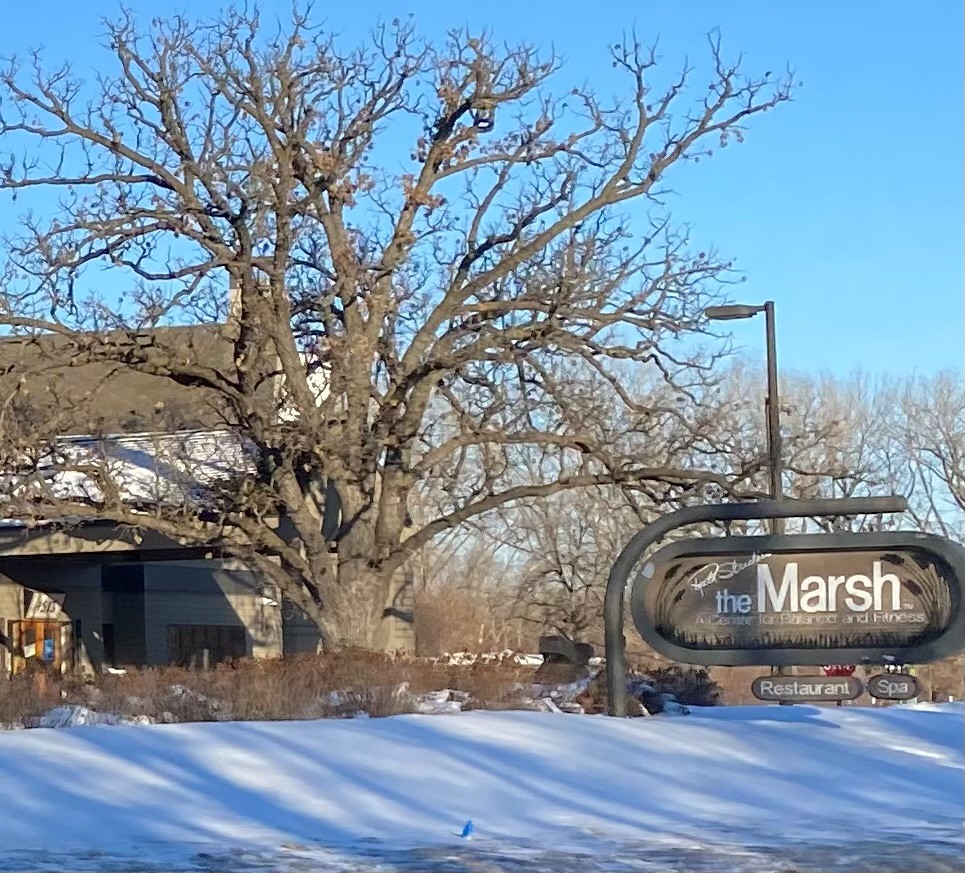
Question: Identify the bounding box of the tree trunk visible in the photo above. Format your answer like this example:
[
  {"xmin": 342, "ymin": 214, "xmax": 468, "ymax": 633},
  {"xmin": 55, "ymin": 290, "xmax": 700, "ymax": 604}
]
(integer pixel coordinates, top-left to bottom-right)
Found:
[
  {"xmin": 327, "ymin": 558, "xmax": 416, "ymax": 651},
  {"xmin": 326, "ymin": 479, "xmax": 417, "ymax": 652}
]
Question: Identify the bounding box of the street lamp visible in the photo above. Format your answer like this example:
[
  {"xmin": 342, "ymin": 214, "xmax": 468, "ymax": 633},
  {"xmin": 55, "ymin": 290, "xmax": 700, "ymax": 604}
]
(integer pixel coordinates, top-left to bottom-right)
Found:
[
  {"xmin": 705, "ymin": 301, "xmax": 784, "ymax": 533},
  {"xmin": 707, "ymin": 301, "xmax": 788, "ymax": 692}
]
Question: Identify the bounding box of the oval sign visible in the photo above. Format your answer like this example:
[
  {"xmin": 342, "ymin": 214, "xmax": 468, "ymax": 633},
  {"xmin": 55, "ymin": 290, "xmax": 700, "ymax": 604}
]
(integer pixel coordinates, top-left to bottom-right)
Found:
[
  {"xmin": 630, "ymin": 531, "xmax": 965, "ymax": 667},
  {"xmin": 867, "ymin": 673, "xmax": 921, "ymax": 701},
  {"xmin": 751, "ymin": 675, "xmax": 864, "ymax": 702}
]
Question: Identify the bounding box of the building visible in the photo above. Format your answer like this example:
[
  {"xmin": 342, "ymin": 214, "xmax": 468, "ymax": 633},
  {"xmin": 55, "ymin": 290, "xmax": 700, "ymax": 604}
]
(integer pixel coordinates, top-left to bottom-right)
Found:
[
  {"xmin": 0, "ymin": 323, "xmax": 349, "ymax": 675},
  {"xmin": 0, "ymin": 433, "xmax": 328, "ymax": 676},
  {"xmin": 0, "ymin": 521, "xmax": 289, "ymax": 675}
]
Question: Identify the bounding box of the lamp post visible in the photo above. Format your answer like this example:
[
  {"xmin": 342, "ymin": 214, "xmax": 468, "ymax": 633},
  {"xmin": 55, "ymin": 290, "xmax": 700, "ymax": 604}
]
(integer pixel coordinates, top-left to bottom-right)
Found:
[
  {"xmin": 705, "ymin": 301, "xmax": 784, "ymax": 534},
  {"xmin": 706, "ymin": 301, "xmax": 788, "ymax": 692}
]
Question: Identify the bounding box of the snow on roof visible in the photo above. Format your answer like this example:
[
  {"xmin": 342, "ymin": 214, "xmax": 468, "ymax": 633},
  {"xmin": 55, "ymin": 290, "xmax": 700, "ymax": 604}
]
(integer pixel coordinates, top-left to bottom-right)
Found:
[{"xmin": 5, "ymin": 428, "xmax": 253, "ymax": 514}]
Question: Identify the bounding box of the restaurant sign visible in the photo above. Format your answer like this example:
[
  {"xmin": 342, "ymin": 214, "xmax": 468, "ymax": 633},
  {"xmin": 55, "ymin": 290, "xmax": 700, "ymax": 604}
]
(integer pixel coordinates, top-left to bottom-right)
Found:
[
  {"xmin": 751, "ymin": 675, "xmax": 864, "ymax": 702},
  {"xmin": 630, "ymin": 532, "xmax": 965, "ymax": 667}
]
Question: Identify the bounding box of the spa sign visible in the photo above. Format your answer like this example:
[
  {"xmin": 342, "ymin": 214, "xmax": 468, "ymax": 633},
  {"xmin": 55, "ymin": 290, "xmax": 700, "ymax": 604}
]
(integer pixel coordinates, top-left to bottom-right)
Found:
[{"xmin": 630, "ymin": 532, "xmax": 965, "ymax": 667}]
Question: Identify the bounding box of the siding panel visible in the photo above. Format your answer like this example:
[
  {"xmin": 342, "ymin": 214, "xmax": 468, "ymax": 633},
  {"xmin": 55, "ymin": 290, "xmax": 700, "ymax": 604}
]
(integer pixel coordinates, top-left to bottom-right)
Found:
[{"xmin": 143, "ymin": 561, "xmax": 281, "ymax": 665}]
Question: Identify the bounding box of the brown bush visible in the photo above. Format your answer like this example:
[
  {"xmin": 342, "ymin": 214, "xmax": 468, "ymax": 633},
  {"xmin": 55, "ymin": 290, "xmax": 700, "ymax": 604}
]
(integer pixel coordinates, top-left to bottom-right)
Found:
[
  {"xmin": 0, "ymin": 648, "xmax": 533, "ymax": 725},
  {"xmin": 646, "ymin": 665, "xmax": 722, "ymax": 707},
  {"xmin": 0, "ymin": 674, "xmax": 62, "ymax": 726},
  {"xmin": 319, "ymin": 684, "xmax": 419, "ymax": 719},
  {"xmin": 442, "ymin": 659, "xmax": 526, "ymax": 699},
  {"xmin": 413, "ymin": 586, "xmax": 530, "ymax": 657}
]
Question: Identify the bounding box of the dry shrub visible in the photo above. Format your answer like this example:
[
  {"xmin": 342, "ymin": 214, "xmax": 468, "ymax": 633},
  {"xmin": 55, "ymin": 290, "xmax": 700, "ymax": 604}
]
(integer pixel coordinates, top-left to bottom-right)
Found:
[
  {"xmin": 413, "ymin": 585, "xmax": 529, "ymax": 657},
  {"xmin": 94, "ymin": 668, "xmax": 234, "ymax": 722},
  {"xmin": 460, "ymin": 669, "xmax": 541, "ymax": 712},
  {"xmin": 0, "ymin": 674, "xmax": 61, "ymax": 726},
  {"xmin": 0, "ymin": 648, "xmax": 534, "ymax": 724},
  {"xmin": 207, "ymin": 651, "xmax": 429, "ymax": 720},
  {"xmin": 440, "ymin": 658, "xmax": 527, "ymax": 701},
  {"xmin": 319, "ymin": 684, "xmax": 418, "ymax": 719},
  {"xmin": 646, "ymin": 665, "xmax": 721, "ymax": 706},
  {"xmin": 709, "ymin": 666, "xmax": 763, "ymax": 705},
  {"xmin": 462, "ymin": 694, "xmax": 542, "ymax": 712}
]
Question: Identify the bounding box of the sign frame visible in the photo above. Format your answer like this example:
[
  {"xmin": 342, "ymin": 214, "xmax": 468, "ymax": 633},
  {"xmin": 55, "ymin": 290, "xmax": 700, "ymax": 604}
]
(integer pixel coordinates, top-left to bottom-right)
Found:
[
  {"xmin": 606, "ymin": 496, "xmax": 920, "ymax": 717},
  {"xmin": 630, "ymin": 530, "xmax": 965, "ymax": 668}
]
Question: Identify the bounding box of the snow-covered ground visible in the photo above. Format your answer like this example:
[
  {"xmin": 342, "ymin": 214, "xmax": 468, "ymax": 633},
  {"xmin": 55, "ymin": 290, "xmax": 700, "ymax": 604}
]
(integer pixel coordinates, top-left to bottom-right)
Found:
[{"xmin": 1, "ymin": 703, "xmax": 961, "ymax": 872}]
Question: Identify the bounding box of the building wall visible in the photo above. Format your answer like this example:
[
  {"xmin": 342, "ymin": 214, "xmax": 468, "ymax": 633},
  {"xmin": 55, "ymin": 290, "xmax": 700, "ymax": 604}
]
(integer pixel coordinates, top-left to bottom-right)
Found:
[
  {"xmin": 103, "ymin": 564, "xmax": 146, "ymax": 668},
  {"xmin": 282, "ymin": 597, "xmax": 323, "ymax": 655},
  {"xmin": 142, "ymin": 559, "xmax": 282, "ymax": 665},
  {"xmin": 60, "ymin": 568, "xmax": 103, "ymax": 672},
  {"xmin": 0, "ymin": 552, "xmax": 288, "ymax": 672},
  {"xmin": 0, "ymin": 576, "xmax": 21, "ymax": 675}
]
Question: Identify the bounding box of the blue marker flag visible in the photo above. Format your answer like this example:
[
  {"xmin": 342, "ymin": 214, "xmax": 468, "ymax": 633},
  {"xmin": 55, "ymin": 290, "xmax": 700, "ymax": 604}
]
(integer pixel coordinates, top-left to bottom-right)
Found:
[{"xmin": 460, "ymin": 820, "xmax": 474, "ymax": 839}]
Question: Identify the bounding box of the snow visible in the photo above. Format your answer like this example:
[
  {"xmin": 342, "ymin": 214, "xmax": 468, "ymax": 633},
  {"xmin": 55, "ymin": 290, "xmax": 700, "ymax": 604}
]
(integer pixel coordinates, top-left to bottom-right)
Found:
[
  {"xmin": 23, "ymin": 705, "xmax": 153, "ymax": 729},
  {"xmin": 436, "ymin": 649, "xmax": 545, "ymax": 667},
  {"xmin": 0, "ymin": 703, "xmax": 960, "ymax": 871},
  {"xmin": 0, "ymin": 429, "xmax": 252, "ymax": 514}
]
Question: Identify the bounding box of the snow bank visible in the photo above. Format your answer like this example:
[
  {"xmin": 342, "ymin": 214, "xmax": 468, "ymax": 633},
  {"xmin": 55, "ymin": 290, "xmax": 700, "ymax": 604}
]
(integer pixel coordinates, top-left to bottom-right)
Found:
[
  {"xmin": 23, "ymin": 705, "xmax": 154, "ymax": 729},
  {"xmin": 0, "ymin": 704, "xmax": 960, "ymax": 871}
]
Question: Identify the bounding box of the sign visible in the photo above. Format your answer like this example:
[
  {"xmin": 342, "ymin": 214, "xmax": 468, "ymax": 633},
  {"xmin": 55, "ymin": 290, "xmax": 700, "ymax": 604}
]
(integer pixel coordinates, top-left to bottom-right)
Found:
[
  {"xmin": 630, "ymin": 532, "xmax": 965, "ymax": 667},
  {"xmin": 24, "ymin": 590, "xmax": 65, "ymax": 620},
  {"xmin": 867, "ymin": 673, "xmax": 921, "ymax": 701},
  {"xmin": 42, "ymin": 638, "xmax": 55, "ymax": 661},
  {"xmin": 751, "ymin": 675, "xmax": 865, "ymax": 702},
  {"xmin": 823, "ymin": 665, "xmax": 856, "ymax": 677}
]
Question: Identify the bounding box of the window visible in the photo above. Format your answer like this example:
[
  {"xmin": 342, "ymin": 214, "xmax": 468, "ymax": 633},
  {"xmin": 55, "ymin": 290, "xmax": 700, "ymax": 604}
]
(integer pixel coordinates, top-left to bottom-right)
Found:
[{"xmin": 167, "ymin": 624, "xmax": 246, "ymax": 668}]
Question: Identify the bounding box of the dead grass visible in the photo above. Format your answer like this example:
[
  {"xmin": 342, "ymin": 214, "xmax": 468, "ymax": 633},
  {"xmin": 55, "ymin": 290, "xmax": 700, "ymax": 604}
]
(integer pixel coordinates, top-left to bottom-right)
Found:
[
  {"xmin": 646, "ymin": 665, "xmax": 721, "ymax": 706},
  {"xmin": 321, "ymin": 684, "xmax": 420, "ymax": 719},
  {"xmin": 0, "ymin": 649, "xmax": 532, "ymax": 725},
  {"xmin": 0, "ymin": 675, "xmax": 59, "ymax": 726}
]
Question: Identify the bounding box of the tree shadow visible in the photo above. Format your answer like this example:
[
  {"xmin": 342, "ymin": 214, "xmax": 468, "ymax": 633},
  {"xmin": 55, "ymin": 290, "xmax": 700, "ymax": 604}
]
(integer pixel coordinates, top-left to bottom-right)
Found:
[{"xmin": 0, "ymin": 707, "xmax": 959, "ymax": 871}]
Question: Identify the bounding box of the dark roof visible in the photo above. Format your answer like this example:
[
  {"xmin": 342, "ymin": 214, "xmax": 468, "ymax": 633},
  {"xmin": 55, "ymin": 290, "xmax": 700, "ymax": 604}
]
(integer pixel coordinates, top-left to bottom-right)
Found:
[{"xmin": 0, "ymin": 324, "xmax": 239, "ymax": 435}]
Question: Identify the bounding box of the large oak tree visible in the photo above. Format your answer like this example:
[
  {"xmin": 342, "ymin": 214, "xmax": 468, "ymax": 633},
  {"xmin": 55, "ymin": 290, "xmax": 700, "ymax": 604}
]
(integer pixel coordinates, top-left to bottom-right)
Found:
[{"xmin": 0, "ymin": 7, "xmax": 792, "ymax": 647}]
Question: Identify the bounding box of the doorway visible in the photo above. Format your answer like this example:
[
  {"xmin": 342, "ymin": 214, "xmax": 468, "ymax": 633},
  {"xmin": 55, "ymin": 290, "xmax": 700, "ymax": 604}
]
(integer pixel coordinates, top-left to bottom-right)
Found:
[{"xmin": 9, "ymin": 619, "xmax": 72, "ymax": 674}]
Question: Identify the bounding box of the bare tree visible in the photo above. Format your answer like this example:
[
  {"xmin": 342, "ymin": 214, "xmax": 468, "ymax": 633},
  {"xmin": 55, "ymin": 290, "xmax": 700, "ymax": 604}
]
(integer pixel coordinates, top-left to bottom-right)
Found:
[
  {"xmin": 0, "ymin": 8, "xmax": 792, "ymax": 646},
  {"xmin": 476, "ymin": 362, "xmax": 774, "ymax": 646},
  {"xmin": 502, "ymin": 489, "xmax": 623, "ymax": 644},
  {"xmin": 898, "ymin": 371, "xmax": 965, "ymax": 539},
  {"xmin": 498, "ymin": 366, "xmax": 965, "ymax": 647},
  {"xmin": 412, "ymin": 537, "xmax": 526, "ymax": 656}
]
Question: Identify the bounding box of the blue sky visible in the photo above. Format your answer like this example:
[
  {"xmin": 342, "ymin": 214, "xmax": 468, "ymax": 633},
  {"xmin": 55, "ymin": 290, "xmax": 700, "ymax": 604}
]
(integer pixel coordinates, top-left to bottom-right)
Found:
[{"xmin": 0, "ymin": 0, "xmax": 961, "ymax": 376}]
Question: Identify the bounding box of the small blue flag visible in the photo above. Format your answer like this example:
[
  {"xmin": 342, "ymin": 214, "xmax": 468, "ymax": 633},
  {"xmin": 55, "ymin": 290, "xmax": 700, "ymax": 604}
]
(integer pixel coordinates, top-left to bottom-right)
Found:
[{"xmin": 460, "ymin": 820, "xmax": 474, "ymax": 840}]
